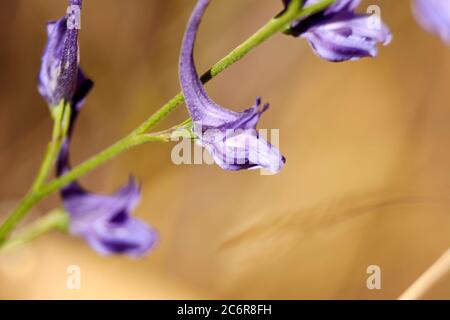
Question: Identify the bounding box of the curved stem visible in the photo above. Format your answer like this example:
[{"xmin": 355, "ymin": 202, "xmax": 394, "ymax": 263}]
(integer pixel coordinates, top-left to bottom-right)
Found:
[{"xmin": 0, "ymin": 0, "xmax": 334, "ymax": 245}]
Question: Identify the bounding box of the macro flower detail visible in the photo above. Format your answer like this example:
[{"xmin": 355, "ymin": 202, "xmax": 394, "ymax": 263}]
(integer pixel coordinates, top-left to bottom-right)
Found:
[
  {"xmin": 38, "ymin": 0, "xmax": 83, "ymax": 108},
  {"xmin": 179, "ymin": 0, "xmax": 286, "ymax": 173},
  {"xmin": 412, "ymin": 0, "xmax": 450, "ymax": 45},
  {"xmin": 283, "ymin": 0, "xmax": 392, "ymax": 62}
]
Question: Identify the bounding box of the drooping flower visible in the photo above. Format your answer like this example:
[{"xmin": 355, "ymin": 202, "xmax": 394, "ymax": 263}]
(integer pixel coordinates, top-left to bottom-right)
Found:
[
  {"xmin": 179, "ymin": 0, "xmax": 285, "ymax": 173},
  {"xmin": 39, "ymin": 1, "xmax": 158, "ymax": 257},
  {"xmin": 412, "ymin": 0, "xmax": 450, "ymax": 45},
  {"xmin": 59, "ymin": 173, "xmax": 158, "ymax": 257},
  {"xmin": 38, "ymin": 0, "xmax": 84, "ymax": 108},
  {"xmin": 283, "ymin": 0, "xmax": 392, "ymax": 62}
]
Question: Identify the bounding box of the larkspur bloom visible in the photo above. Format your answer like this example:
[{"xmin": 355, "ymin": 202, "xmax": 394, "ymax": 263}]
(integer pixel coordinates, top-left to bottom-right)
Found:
[
  {"xmin": 282, "ymin": 0, "xmax": 392, "ymax": 62},
  {"xmin": 180, "ymin": 0, "xmax": 285, "ymax": 173},
  {"xmin": 38, "ymin": 0, "xmax": 157, "ymax": 257},
  {"xmin": 412, "ymin": 0, "xmax": 450, "ymax": 45}
]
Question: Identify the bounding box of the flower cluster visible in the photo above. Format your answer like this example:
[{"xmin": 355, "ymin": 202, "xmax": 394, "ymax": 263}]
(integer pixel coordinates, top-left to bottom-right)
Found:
[{"xmin": 35, "ymin": 0, "xmax": 449, "ymax": 256}]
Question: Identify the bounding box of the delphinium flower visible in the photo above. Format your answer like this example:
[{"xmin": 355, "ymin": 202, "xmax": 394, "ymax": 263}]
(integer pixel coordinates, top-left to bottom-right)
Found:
[
  {"xmin": 412, "ymin": 0, "xmax": 450, "ymax": 45},
  {"xmin": 38, "ymin": 0, "xmax": 157, "ymax": 257},
  {"xmin": 282, "ymin": 0, "xmax": 392, "ymax": 62},
  {"xmin": 180, "ymin": 0, "xmax": 285, "ymax": 173}
]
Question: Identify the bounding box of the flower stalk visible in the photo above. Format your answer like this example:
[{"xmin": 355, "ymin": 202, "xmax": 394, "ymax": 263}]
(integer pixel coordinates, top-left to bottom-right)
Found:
[{"xmin": 31, "ymin": 102, "xmax": 71, "ymax": 192}]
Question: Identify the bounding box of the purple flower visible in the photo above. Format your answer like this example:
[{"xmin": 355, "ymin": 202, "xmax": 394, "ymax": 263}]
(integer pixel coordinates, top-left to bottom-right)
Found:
[
  {"xmin": 60, "ymin": 175, "xmax": 158, "ymax": 257},
  {"xmin": 179, "ymin": 0, "xmax": 285, "ymax": 173},
  {"xmin": 412, "ymin": 0, "xmax": 450, "ymax": 45},
  {"xmin": 283, "ymin": 0, "xmax": 392, "ymax": 62},
  {"xmin": 38, "ymin": 0, "xmax": 83, "ymax": 107}
]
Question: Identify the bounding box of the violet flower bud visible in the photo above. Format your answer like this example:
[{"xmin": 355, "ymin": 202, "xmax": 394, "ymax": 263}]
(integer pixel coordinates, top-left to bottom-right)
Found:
[{"xmin": 38, "ymin": 0, "xmax": 83, "ymax": 108}]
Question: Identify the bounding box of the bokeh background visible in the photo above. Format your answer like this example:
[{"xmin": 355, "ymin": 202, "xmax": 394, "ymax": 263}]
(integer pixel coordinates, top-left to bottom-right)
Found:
[{"xmin": 0, "ymin": 0, "xmax": 449, "ymax": 299}]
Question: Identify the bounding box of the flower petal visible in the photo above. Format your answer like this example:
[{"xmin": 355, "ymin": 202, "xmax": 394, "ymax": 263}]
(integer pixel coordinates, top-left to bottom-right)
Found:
[
  {"xmin": 301, "ymin": 0, "xmax": 361, "ymax": 14},
  {"xmin": 282, "ymin": 0, "xmax": 392, "ymax": 62},
  {"xmin": 303, "ymin": 15, "xmax": 392, "ymax": 62},
  {"xmin": 62, "ymin": 178, "xmax": 158, "ymax": 257},
  {"xmin": 203, "ymin": 126, "xmax": 286, "ymax": 172}
]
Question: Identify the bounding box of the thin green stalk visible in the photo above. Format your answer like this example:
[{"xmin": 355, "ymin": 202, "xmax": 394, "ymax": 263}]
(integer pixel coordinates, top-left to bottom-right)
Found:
[
  {"xmin": 0, "ymin": 0, "xmax": 334, "ymax": 246},
  {"xmin": 31, "ymin": 102, "xmax": 70, "ymax": 192},
  {"xmin": 0, "ymin": 208, "xmax": 69, "ymax": 255},
  {"xmin": 31, "ymin": 142, "xmax": 62, "ymax": 192}
]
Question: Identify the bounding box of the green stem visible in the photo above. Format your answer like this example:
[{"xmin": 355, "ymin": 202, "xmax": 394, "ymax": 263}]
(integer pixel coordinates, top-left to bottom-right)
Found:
[
  {"xmin": 0, "ymin": 0, "xmax": 334, "ymax": 245},
  {"xmin": 31, "ymin": 137, "xmax": 65, "ymax": 193},
  {"xmin": 31, "ymin": 142, "xmax": 61, "ymax": 192},
  {"xmin": 0, "ymin": 208, "xmax": 69, "ymax": 255},
  {"xmin": 31, "ymin": 102, "xmax": 70, "ymax": 192}
]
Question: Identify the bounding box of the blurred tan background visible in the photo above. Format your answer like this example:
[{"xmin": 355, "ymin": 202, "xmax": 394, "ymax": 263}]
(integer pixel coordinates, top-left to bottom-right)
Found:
[{"xmin": 0, "ymin": 0, "xmax": 449, "ymax": 299}]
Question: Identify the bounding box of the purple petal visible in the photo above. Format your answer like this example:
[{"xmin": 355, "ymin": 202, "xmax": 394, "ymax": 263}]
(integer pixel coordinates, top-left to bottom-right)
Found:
[
  {"xmin": 282, "ymin": 0, "xmax": 392, "ymax": 62},
  {"xmin": 180, "ymin": 0, "xmax": 285, "ymax": 173},
  {"xmin": 202, "ymin": 125, "xmax": 286, "ymax": 173},
  {"xmin": 304, "ymin": 0, "xmax": 360, "ymax": 14},
  {"xmin": 303, "ymin": 15, "xmax": 392, "ymax": 62},
  {"xmin": 72, "ymin": 69, "xmax": 94, "ymax": 112},
  {"xmin": 62, "ymin": 178, "xmax": 158, "ymax": 257},
  {"xmin": 283, "ymin": 0, "xmax": 360, "ymax": 15},
  {"xmin": 412, "ymin": 0, "xmax": 450, "ymax": 45}
]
